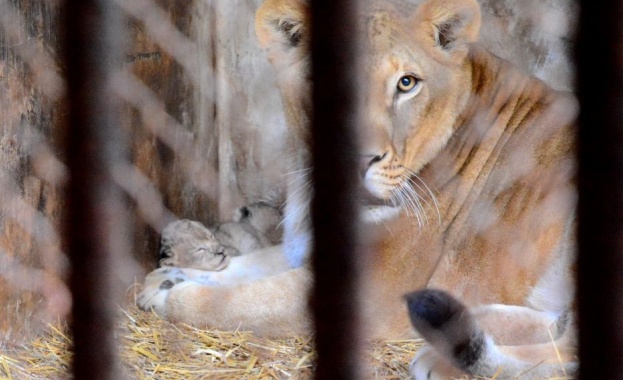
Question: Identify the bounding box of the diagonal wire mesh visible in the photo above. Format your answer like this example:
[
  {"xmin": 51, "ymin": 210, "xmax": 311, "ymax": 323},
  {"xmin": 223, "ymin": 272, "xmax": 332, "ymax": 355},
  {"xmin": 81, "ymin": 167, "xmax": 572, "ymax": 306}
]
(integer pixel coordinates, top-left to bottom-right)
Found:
[{"xmin": 0, "ymin": 0, "xmax": 593, "ymax": 378}]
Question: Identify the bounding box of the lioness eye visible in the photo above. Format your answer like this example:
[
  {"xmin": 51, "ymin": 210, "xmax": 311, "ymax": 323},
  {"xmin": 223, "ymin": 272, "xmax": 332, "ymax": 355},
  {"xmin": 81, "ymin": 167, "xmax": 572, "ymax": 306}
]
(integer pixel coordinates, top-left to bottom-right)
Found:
[{"xmin": 397, "ymin": 75, "xmax": 419, "ymax": 93}]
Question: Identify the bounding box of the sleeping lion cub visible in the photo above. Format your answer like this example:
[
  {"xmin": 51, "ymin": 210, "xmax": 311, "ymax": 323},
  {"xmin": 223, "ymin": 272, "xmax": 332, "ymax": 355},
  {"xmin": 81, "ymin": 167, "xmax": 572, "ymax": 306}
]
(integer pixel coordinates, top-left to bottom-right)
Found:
[
  {"xmin": 158, "ymin": 202, "xmax": 283, "ymax": 270},
  {"xmin": 138, "ymin": 0, "xmax": 577, "ymax": 378}
]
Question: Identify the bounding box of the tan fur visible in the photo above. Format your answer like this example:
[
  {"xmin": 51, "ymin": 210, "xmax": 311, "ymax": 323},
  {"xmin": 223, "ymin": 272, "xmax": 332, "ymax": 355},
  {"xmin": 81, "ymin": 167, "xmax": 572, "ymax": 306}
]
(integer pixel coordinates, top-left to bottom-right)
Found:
[
  {"xmin": 138, "ymin": 0, "xmax": 577, "ymax": 377},
  {"xmin": 213, "ymin": 202, "xmax": 283, "ymax": 256}
]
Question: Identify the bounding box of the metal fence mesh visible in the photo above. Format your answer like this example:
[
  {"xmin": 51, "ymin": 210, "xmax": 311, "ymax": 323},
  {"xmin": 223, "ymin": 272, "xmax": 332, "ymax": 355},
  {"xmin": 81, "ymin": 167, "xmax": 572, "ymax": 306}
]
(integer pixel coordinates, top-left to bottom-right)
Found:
[{"xmin": 0, "ymin": 0, "xmax": 603, "ymax": 378}]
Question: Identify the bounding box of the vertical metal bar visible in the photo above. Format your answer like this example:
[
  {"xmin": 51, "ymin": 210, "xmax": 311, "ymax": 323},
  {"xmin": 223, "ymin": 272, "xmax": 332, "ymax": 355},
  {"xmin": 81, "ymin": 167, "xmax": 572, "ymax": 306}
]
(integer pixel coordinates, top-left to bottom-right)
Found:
[
  {"xmin": 310, "ymin": 0, "xmax": 362, "ymax": 379},
  {"xmin": 576, "ymin": 1, "xmax": 623, "ymax": 378},
  {"xmin": 63, "ymin": 0, "xmax": 126, "ymax": 379}
]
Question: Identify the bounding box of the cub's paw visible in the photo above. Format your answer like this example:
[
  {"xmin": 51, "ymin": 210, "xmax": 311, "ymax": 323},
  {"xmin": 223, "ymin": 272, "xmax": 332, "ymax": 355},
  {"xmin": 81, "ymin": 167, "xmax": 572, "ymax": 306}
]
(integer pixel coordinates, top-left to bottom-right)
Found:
[
  {"xmin": 137, "ymin": 267, "xmax": 189, "ymax": 316},
  {"xmin": 409, "ymin": 346, "xmax": 464, "ymax": 380}
]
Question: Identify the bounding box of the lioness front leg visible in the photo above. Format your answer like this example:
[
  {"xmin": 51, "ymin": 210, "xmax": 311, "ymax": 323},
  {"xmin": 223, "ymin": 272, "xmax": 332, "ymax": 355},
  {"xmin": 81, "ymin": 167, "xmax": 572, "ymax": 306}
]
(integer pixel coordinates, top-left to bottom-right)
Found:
[
  {"xmin": 409, "ymin": 346, "xmax": 465, "ymax": 380},
  {"xmin": 137, "ymin": 244, "xmax": 311, "ymax": 335},
  {"xmin": 138, "ymin": 267, "xmax": 216, "ymax": 315},
  {"xmin": 154, "ymin": 267, "xmax": 312, "ymax": 336}
]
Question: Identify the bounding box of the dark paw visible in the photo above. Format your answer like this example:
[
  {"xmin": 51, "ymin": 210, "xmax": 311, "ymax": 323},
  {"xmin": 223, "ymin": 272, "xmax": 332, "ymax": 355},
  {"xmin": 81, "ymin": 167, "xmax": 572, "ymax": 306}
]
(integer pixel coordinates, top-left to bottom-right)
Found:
[
  {"xmin": 404, "ymin": 289, "xmax": 465, "ymax": 330},
  {"xmin": 405, "ymin": 289, "xmax": 484, "ymax": 371}
]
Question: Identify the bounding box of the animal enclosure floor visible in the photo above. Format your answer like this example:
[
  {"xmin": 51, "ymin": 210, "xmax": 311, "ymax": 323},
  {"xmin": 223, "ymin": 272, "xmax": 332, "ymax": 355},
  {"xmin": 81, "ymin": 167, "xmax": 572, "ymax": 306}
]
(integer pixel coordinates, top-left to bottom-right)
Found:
[
  {"xmin": 0, "ymin": 303, "xmax": 573, "ymax": 380},
  {"xmin": 0, "ymin": 304, "xmax": 421, "ymax": 379}
]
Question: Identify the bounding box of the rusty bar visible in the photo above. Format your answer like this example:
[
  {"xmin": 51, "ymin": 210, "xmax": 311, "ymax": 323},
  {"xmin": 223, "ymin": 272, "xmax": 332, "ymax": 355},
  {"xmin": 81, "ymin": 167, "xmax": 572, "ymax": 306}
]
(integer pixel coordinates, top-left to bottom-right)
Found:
[
  {"xmin": 63, "ymin": 0, "xmax": 126, "ymax": 379},
  {"xmin": 309, "ymin": 0, "xmax": 362, "ymax": 379},
  {"xmin": 576, "ymin": 0, "xmax": 623, "ymax": 378}
]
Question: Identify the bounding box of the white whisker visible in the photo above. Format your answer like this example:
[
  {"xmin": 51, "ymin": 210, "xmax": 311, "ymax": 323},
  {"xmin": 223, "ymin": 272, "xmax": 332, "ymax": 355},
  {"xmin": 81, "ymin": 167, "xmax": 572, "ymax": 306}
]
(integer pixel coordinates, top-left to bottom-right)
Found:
[
  {"xmin": 393, "ymin": 184, "xmax": 423, "ymax": 227},
  {"xmin": 283, "ymin": 167, "xmax": 313, "ymax": 177},
  {"xmin": 401, "ymin": 186, "xmax": 423, "ymax": 226},
  {"xmin": 403, "ymin": 176, "xmax": 433, "ymax": 209},
  {"xmin": 279, "ymin": 169, "xmax": 313, "ymax": 230},
  {"xmin": 288, "ymin": 180, "xmax": 312, "ymax": 200},
  {"xmin": 405, "ymin": 179, "xmax": 434, "ymax": 226},
  {"xmin": 400, "ymin": 166, "xmax": 442, "ymax": 226},
  {"xmin": 411, "ymin": 174, "xmax": 441, "ymax": 224},
  {"xmin": 396, "ymin": 182, "xmax": 421, "ymax": 225},
  {"xmin": 374, "ymin": 206, "xmax": 395, "ymax": 236},
  {"xmin": 403, "ymin": 180, "xmax": 428, "ymax": 226},
  {"xmin": 279, "ymin": 184, "xmax": 312, "ymax": 230},
  {"xmin": 285, "ymin": 173, "xmax": 311, "ymax": 187}
]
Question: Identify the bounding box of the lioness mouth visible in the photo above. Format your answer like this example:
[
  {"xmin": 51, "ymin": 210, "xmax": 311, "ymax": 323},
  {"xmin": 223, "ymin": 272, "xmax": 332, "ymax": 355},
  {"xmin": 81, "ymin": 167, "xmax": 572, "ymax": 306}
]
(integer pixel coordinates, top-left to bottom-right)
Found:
[{"xmin": 358, "ymin": 188, "xmax": 394, "ymax": 207}]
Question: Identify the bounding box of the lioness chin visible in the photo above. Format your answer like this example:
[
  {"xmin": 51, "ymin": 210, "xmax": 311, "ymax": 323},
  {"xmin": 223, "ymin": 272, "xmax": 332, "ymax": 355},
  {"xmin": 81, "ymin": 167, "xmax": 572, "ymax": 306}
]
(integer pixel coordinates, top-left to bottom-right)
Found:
[{"xmin": 138, "ymin": 0, "xmax": 577, "ymax": 378}]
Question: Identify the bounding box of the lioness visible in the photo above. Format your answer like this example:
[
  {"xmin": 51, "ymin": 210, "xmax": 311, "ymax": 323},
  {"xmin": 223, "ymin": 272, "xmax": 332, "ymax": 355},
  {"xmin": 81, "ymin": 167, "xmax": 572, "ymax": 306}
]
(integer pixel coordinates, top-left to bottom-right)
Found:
[{"xmin": 138, "ymin": 0, "xmax": 577, "ymax": 377}]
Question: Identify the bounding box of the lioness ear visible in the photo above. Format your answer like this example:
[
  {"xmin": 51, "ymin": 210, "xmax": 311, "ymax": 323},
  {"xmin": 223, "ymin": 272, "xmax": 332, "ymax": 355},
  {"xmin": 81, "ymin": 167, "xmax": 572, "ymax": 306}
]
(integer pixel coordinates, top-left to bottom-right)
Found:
[
  {"xmin": 417, "ymin": 0, "xmax": 481, "ymax": 52},
  {"xmin": 255, "ymin": 0, "xmax": 309, "ymax": 64}
]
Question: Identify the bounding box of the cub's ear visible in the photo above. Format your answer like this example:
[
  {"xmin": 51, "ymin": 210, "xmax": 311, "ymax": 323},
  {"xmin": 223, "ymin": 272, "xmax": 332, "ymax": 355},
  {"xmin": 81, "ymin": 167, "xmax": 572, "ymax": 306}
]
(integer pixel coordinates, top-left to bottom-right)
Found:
[
  {"xmin": 416, "ymin": 0, "xmax": 481, "ymax": 52},
  {"xmin": 255, "ymin": 0, "xmax": 309, "ymax": 65}
]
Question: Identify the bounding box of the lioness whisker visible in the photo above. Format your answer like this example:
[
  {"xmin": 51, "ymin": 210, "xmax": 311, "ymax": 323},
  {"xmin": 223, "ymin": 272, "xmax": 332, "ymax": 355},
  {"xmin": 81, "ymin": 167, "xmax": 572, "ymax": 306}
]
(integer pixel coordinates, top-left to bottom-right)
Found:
[
  {"xmin": 401, "ymin": 167, "xmax": 441, "ymax": 225},
  {"xmin": 285, "ymin": 173, "xmax": 312, "ymax": 187},
  {"xmin": 283, "ymin": 167, "xmax": 313, "ymax": 177},
  {"xmin": 393, "ymin": 185, "xmax": 424, "ymax": 227},
  {"xmin": 399, "ymin": 185, "xmax": 424, "ymax": 226},
  {"xmin": 287, "ymin": 179, "xmax": 312, "ymax": 198},
  {"xmin": 278, "ymin": 193, "xmax": 310, "ymax": 229},
  {"xmin": 402, "ymin": 180, "xmax": 429, "ymax": 226}
]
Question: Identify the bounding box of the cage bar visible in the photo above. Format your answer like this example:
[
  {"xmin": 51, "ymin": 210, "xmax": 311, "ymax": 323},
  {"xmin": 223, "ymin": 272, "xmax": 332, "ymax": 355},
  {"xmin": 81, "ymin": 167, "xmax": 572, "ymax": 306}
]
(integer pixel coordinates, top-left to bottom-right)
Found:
[
  {"xmin": 309, "ymin": 0, "xmax": 362, "ymax": 379},
  {"xmin": 576, "ymin": 0, "xmax": 623, "ymax": 378},
  {"xmin": 63, "ymin": 1, "xmax": 127, "ymax": 379}
]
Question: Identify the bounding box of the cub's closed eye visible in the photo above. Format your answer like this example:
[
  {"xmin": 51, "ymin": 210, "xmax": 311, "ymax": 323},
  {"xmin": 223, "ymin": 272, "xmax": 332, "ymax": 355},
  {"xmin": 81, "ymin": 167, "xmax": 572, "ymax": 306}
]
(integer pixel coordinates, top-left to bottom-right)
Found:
[{"xmin": 397, "ymin": 75, "xmax": 420, "ymax": 93}]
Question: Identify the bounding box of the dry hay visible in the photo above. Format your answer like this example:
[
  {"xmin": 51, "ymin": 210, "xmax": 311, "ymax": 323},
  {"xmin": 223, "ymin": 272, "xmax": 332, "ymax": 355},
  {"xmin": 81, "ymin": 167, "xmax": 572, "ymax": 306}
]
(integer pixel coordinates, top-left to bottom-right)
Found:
[
  {"xmin": 0, "ymin": 303, "xmax": 423, "ymax": 380},
  {"xmin": 0, "ymin": 300, "xmax": 573, "ymax": 380}
]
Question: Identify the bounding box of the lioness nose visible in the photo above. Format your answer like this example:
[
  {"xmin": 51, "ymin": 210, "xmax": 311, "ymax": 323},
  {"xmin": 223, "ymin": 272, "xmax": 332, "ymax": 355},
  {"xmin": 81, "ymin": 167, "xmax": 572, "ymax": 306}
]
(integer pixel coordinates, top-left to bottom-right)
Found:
[{"xmin": 360, "ymin": 151, "xmax": 388, "ymax": 177}]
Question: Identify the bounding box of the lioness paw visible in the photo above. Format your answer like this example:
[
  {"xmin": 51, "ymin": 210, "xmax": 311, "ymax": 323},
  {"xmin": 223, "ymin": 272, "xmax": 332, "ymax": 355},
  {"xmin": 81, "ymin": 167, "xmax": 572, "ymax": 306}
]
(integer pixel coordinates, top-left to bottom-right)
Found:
[
  {"xmin": 137, "ymin": 267, "xmax": 189, "ymax": 316},
  {"xmin": 138, "ymin": 267, "xmax": 225, "ymax": 315},
  {"xmin": 409, "ymin": 346, "xmax": 465, "ymax": 380}
]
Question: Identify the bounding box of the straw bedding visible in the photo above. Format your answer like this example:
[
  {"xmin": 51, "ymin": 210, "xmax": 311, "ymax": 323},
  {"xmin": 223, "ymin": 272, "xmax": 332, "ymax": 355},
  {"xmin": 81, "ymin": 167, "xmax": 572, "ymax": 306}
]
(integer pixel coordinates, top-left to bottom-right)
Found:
[
  {"xmin": 0, "ymin": 293, "xmax": 572, "ymax": 380},
  {"xmin": 0, "ymin": 304, "xmax": 423, "ymax": 379}
]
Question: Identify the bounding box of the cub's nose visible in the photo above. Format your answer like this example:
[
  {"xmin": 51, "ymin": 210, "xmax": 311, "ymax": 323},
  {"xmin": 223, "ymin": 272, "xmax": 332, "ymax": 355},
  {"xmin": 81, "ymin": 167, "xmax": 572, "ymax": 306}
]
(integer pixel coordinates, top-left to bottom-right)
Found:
[{"xmin": 360, "ymin": 151, "xmax": 388, "ymax": 177}]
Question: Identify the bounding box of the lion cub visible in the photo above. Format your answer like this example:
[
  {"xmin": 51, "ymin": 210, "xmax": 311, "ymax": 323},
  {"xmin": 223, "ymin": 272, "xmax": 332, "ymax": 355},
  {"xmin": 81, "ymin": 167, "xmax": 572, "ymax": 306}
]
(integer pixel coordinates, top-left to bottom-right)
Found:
[{"xmin": 158, "ymin": 202, "xmax": 283, "ymax": 271}]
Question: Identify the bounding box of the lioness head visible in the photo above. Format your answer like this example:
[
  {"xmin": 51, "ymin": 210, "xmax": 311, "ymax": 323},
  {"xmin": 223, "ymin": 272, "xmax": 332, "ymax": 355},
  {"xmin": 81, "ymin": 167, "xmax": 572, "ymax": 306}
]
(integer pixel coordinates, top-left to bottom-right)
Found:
[{"xmin": 256, "ymin": 0, "xmax": 481, "ymax": 222}]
